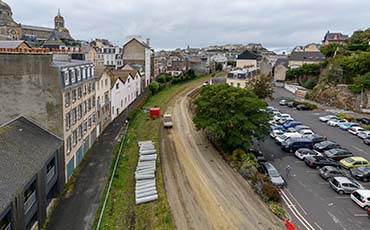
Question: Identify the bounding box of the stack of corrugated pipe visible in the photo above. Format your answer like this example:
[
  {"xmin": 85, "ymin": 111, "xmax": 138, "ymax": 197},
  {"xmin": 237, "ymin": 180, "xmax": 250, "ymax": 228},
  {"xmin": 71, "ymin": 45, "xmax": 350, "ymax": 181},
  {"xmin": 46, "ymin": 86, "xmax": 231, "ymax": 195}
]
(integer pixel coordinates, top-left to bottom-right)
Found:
[{"xmin": 135, "ymin": 140, "xmax": 158, "ymax": 204}]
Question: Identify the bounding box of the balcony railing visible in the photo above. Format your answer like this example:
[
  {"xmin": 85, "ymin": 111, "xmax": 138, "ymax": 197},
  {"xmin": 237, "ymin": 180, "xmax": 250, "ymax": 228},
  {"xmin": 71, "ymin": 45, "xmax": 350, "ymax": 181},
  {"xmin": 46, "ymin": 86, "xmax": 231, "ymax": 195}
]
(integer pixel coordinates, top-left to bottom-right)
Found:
[
  {"xmin": 46, "ymin": 166, "xmax": 56, "ymax": 184},
  {"xmin": 24, "ymin": 191, "xmax": 36, "ymax": 214}
]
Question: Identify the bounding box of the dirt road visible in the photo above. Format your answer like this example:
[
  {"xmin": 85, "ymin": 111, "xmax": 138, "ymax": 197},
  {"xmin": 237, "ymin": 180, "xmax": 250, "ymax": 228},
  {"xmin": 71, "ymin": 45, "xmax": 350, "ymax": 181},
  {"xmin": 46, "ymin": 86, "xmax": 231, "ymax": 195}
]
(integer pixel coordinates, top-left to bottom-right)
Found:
[{"xmin": 160, "ymin": 85, "xmax": 283, "ymax": 230}]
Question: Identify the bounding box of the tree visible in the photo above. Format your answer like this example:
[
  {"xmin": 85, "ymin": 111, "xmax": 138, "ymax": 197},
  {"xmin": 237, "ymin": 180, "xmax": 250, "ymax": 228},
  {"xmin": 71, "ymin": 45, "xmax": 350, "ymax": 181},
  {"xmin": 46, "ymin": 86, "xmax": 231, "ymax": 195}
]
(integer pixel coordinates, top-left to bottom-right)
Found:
[
  {"xmin": 193, "ymin": 84, "xmax": 270, "ymax": 153},
  {"xmin": 247, "ymin": 75, "xmax": 274, "ymax": 99},
  {"xmin": 347, "ymin": 28, "xmax": 370, "ymax": 45},
  {"xmin": 215, "ymin": 63, "xmax": 223, "ymax": 71},
  {"xmin": 320, "ymin": 43, "xmax": 341, "ymax": 57},
  {"xmin": 149, "ymin": 81, "xmax": 160, "ymax": 94}
]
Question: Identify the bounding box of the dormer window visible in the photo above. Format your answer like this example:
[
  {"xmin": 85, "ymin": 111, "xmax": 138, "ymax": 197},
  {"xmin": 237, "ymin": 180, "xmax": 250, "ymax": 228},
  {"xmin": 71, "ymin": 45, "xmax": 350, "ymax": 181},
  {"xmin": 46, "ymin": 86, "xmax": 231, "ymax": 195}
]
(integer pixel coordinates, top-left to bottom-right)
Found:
[
  {"xmin": 76, "ymin": 68, "xmax": 81, "ymax": 81},
  {"xmin": 64, "ymin": 71, "xmax": 70, "ymax": 86}
]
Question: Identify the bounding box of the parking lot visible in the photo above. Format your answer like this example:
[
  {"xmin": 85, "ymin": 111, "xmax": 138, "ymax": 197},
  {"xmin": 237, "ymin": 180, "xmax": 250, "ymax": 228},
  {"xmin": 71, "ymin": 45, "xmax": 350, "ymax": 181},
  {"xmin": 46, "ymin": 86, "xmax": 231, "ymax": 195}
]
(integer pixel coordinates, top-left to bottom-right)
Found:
[{"xmin": 260, "ymin": 89, "xmax": 370, "ymax": 230}]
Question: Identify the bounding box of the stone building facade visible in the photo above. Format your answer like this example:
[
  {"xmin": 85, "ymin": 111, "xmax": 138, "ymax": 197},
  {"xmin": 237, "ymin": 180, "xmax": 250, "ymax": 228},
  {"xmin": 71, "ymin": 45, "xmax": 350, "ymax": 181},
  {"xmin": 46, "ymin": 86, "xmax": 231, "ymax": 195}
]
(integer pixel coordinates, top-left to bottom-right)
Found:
[{"xmin": 0, "ymin": 51, "xmax": 96, "ymax": 180}]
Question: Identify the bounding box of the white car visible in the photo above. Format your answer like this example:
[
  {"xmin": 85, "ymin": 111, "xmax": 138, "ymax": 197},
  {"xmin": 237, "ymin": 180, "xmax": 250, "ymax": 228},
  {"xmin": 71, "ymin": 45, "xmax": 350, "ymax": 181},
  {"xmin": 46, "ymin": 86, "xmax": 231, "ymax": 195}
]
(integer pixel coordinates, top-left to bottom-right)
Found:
[
  {"xmin": 274, "ymin": 113, "xmax": 291, "ymax": 122},
  {"xmin": 163, "ymin": 114, "xmax": 173, "ymax": 128},
  {"xmin": 279, "ymin": 100, "xmax": 287, "ymax": 106},
  {"xmin": 278, "ymin": 117, "xmax": 294, "ymax": 125},
  {"xmin": 299, "ymin": 129, "xmax": 314, "ymax": 136},
  {"xmin": 327, "ymin": 119, "xmax": 348, "ymax": 127},
  {"xmin": 319, "ymin": 115, "xmax": 338, "ymax": 122},
  {"xmin": 275, "ymin": 133, "xmax": 302, "ymax": 144},
  {"xmin": 348, "ymin": 126, "xmax": 365, "ymax": 135},
  {"xmin": 357, "ymin": 130, "xmax": 370, "ymax": 139},
  {"xmin": 351, "ymin": 189, "xmax": 370, "ymax": 210},
  {"xmin": 270, "ymin": 129, "xmax": 284, "ymax": 138},
  {"xmin": 295, "ymin": 148, "xmax": 322, "ymax": 160}
]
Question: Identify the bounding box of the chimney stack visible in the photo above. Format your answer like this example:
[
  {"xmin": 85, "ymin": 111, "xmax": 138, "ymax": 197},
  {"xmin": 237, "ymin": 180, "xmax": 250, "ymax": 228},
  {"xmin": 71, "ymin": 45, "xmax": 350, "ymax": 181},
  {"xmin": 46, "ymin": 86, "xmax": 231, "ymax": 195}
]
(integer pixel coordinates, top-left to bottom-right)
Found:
[{"xmin": 146, "ymin": 38, "xmax": 150, "ymax": 47}]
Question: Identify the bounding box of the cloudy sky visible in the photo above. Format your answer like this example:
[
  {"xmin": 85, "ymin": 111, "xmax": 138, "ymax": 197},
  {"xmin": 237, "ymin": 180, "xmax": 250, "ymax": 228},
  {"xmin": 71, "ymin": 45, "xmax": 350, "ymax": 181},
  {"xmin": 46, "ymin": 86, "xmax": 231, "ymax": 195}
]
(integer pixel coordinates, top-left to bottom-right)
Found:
[{"xmin": 6, "ymin": 0, "xmax": 370, "ymax": 52}]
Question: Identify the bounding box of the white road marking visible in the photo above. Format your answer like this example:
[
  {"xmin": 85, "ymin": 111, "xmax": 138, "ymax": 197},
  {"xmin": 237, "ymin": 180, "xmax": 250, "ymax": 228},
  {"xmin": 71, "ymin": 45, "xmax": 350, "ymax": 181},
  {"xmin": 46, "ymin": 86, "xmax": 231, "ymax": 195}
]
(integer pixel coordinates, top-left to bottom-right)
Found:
[
  {"xmin": 335, "ymin": 196, "xmax": 351, "ymax": 199},
  {"xmin": 280, "ymin": 189, "xmax": 315, "ymax": 230},
  {"xmin": 314, "ymin": 222, "xmax": 324, "ymax": 230},
  {"xmin": 353, "ymin": 146, "xmax": 368, "ymax": 154},
  {"xmin": 354, "ymin": 214, "xmax": 368, "ymax": 217},
  {"xmin": 318, "ymin": 182, "xmax": 329, "ymax": 185},
  {"xmin": 306, "ymin": 170, "xmax": 319, "ymax": 173},
  {"xmin": 295, "ymin": 160, "xmax": 304, "ymax": 163},
  {"xmin": 285, "ymin": 188, "xmax": 308, "ymax": 215}
]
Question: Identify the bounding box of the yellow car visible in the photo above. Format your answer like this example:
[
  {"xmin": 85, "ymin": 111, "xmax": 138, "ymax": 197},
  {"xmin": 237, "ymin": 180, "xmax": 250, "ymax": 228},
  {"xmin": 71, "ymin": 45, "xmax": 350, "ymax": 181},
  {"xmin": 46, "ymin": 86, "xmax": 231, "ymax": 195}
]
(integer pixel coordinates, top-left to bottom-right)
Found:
[{"xmin": 340, "ymin": 156, "xmax": 370, "ymax": 169}]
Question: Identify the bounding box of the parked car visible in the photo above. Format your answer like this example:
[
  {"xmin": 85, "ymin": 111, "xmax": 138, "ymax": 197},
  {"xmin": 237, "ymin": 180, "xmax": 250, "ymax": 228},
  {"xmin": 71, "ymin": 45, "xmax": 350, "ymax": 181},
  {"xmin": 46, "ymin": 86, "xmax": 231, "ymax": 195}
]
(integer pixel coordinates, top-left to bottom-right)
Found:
[
  {"xmin": 319, "ymin": 115, "xmax": 338, "ymax": 122},
  {"xmin": 319, "ymin": 166, "xmax": 343, "ymax": 180},
  {"xmin": 296, "ymin": 104, "xmax": 310, "ymax": 111},
  {"xmin": 364, "ymin": 138, "xmax": 370, "ymax": 145},
  {"xmin": 274, "ymin": 113, "xmax": 292, "ymax": 123},
  {"xmin": 278, "ymin": 117, "xmax": 295, "ymax": 125},
  {"xmin": 294, "ymin": 125, "xmax": 311, "ymax": 132},
  {"xmin": 163, "ymin": 114, "xmax": 173, "ymax": 128},
  {"xmin": 299, "ymin": 129, "xmax": 314, "ymax": 136},
  {"xmin": 350, "ymin": 166, "xmax": 370, "ymax": 182},
  {"xmin": 339, "ymin": 122, "xmax": 360, "ymax": 130},
  {"xmin": 275, "ymin": 133, "xmax": 302, "ymax": 145},
  {"xmin": 295, "ymin": 148, "xmax": 321, "ymax": 160},
  {"xmin": 261, "ymin": 162, "xmax": 286, "ymax": 187},
  {"xmin": 348, "ymin": 126, "xmax": 365, "ymax": 135},
  {"xmin": 329, "ymin": 176, "xmax": 364, "ymax": 194},
  {"xmin": 305, "ymin": 134, "xmax": 327, "ymax": 144},
  {"xmin": 351, "ymin": 190, "xmax": 370, "ymax": 210},
  {"xmin": 323, "ymin": 148, "xmax": 353, "ymax": 161},
  {"xmin": 304, "ymin": 156, "xmax": 340, "ymax": 169},
  {"xmin": 279, "ymin": 99, "xmax": 287, "ymax": 106},
  {"xmin": 327, "ymin": 118, "xmax": 348, "ymax": 127},
  {"xmin": 283, "ymin": 121, "xmax": 304, "ymax": 129},
  {"xmin": 266, "ymin": 106, "xmax": 277, "ymax": 113},
  {"xmin": 270, "ymin": 129, "xmax": 284, "ymax": 138},
  {"xmin": 357, "ymin": 131, "xmax": 370, "ymax": 139},
  {"xmin": 281, "ymin": 138, "xmax": 313, "ymax": 152},
  {"xmin": 287, "ymin": 101, "xmax": 298, "ymax": 108},
  {"xmin": 313, "ymin": 141, "xmax": 341, "ymax": 152},
  {"xmin": 356, "ymin": 117, "xmax": 370, "ymax": 125},
  {"xmin": 249, "ymin": 148, "xmax": 266, "ymax": 164},
  {"xmin": 340, "ymin": 157, "xmax": 370, "ymax": 169}
]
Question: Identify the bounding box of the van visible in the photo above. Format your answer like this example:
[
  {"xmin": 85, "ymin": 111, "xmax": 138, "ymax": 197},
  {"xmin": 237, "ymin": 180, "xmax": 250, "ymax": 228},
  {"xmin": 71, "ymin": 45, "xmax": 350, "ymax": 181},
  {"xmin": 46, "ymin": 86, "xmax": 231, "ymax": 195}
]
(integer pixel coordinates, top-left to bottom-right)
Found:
[{"xmin": 281, "ymin": 137, "xmax": 313, "ymax": 152}]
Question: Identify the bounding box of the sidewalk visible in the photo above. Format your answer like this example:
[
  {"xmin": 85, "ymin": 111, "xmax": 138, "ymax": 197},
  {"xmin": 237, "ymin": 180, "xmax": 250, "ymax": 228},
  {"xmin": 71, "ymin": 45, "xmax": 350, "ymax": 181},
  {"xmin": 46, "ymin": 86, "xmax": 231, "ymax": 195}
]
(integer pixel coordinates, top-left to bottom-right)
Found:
[{"xmin": 46, "ymin": 90, "xmax": 148, "ymax": 230}]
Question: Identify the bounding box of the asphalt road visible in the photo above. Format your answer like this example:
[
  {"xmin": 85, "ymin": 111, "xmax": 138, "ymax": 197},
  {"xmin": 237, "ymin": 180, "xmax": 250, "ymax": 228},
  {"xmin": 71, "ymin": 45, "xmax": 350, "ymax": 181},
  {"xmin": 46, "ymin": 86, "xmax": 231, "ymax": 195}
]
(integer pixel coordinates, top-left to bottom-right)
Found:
[{"xmin": 259, "ymin": 87, "xmax": 370, "ymax": 230}]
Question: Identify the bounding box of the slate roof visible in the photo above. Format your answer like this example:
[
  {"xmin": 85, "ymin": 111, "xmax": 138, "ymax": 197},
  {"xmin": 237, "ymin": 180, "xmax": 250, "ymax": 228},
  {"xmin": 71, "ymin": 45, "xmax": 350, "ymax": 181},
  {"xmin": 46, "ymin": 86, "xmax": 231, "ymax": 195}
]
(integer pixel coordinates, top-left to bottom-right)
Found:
[
  {"xmin": 275, "ymin": 58, "xmax": 289, "ymax": 67},
  {"xmin": 110, "ymin": 70, "xmax": 135, "ymax": 87},
  {"xmin": 324, "ymin": 31, "xmax": 349, "ymax": 42},
  {"xmin": 237, "ymin": 50, "xmax": 261, "ymax": 60},
  {"xmin": 211, "ymin": 76, "xmax": 226, "ymax": 85},
  {"xmin": 0, "ymin": 116, "xmax": 63, "ymax": 212},
  {"xmin": 123, "ymin": 37, "xmax": 150, "ymax": 49},
  {"xmin": 94, "ymin": 67, "xmax": 112, "ymax": 80},
  {"xmin": 0, "ymin": 40, "xmax": 29, "ymax": 48},
  {"xmin": 21, "ymin": 24, "xmax": 54, "ymax": 32},
  {"xmin": 289, "ymin": 51, "xmax": 325, "ymax": 62}
]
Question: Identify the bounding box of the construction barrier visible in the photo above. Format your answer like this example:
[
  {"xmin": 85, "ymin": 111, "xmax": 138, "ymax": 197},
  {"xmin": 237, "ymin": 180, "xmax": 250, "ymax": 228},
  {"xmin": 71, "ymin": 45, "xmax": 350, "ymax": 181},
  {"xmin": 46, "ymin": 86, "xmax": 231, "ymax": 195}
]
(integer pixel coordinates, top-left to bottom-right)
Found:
[{"xmin": 285, "ymin": 219, "xmax": 296, "ymax": 230}]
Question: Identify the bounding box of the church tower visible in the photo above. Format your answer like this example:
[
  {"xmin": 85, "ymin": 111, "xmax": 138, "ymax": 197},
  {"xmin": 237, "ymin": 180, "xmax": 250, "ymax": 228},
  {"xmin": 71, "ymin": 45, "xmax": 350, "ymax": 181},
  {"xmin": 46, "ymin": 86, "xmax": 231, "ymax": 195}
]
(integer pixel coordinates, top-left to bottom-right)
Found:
[{"xmin": 54, "ymin": 9, "xmax": 65, "ymax": 32}]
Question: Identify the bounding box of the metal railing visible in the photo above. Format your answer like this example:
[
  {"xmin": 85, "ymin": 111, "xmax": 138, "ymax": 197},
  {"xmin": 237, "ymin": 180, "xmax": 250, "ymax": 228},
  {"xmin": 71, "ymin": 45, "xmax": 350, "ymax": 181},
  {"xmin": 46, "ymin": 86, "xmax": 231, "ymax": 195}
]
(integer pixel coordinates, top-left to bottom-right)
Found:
[{"xmin": 24, "ymin": 191, "xmax": 36, "ymax": 214}]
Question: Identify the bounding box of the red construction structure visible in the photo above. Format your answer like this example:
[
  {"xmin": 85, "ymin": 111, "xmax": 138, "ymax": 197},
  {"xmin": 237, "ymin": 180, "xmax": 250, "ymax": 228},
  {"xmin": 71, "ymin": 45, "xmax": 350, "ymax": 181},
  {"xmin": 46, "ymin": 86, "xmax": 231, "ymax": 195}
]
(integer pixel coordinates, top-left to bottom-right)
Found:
[
  {"xmin": 149, "ymin": 107, "xmax": 160, "ymax": 119},
  {"xmin": 285, "ymin": 219, "xmax": 296, "ymax": 230}
]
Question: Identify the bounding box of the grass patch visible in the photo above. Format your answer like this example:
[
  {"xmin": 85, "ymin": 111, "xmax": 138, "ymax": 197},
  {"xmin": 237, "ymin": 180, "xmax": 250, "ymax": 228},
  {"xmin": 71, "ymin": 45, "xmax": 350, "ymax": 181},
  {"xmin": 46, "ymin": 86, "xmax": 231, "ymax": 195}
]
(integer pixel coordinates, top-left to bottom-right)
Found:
[{"xmin": 93, "ymin": 76, "xmax": 208, "ymax": 230}]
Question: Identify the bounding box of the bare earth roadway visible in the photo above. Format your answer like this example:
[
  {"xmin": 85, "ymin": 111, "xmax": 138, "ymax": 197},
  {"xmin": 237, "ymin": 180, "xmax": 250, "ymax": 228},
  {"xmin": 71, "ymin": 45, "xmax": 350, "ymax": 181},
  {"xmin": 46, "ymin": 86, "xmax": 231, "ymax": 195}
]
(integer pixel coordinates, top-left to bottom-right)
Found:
[{"xmin": 160, "ymin": 85, "xmax": 283, "ymax": 230}]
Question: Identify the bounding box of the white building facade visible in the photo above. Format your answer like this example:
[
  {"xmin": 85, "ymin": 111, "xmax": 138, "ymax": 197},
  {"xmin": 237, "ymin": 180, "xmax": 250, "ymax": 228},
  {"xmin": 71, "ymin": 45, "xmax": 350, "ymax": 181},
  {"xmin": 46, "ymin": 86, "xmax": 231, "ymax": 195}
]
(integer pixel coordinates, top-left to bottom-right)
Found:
[{"xmin": 94, "ymin": 67, "xmax": 112, "ymax": 137}]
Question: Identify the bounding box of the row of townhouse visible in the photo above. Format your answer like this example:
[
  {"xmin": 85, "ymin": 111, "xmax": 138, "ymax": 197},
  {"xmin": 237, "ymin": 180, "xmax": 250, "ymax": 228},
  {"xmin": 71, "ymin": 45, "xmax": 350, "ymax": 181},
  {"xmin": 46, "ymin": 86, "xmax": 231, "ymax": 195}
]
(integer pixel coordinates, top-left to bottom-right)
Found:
[{"xmin": 0, "ymin": 49, "xmax": 147, "ymax": 230}]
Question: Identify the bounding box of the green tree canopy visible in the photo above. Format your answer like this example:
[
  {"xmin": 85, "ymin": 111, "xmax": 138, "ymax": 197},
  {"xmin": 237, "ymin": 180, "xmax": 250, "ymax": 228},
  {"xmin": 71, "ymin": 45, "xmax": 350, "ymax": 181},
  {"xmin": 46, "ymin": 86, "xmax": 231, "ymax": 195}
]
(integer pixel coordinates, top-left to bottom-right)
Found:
[
  {"xmin": 193, "ymin": 84, "xmax": 270, "ymax": 153},
  {"xmin": 320, "ymin": 43, "xmax": 342, "ymax": 57},
  {"xmin": 247, "ymin": 75, "xmax": 274, "ymax": 99},
  {"xmin": 149, "ymin": 81, "xmax": 160, "ymax": 94},
  {"xmin": 347, "ymin": 28, "xmax": 370, "ymax": 45}
]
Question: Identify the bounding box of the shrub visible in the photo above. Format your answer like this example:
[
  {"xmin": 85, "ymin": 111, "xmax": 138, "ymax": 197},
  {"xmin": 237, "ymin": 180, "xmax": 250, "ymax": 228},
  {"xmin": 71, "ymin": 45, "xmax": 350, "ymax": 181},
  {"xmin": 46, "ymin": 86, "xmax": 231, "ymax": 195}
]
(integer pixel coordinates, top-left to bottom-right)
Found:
[
  {"xmin": 269, "ymin": 202, "xmax": 287, "ymax": 220},
  {"xmin": 302, "ymin": 77, "xmax": 318, "ymax": 89},
  {"xmin": 249, "ymin": 172, "xmax": 268, "ymax": 185},
  {"xmin": 348, "ymin": 84, "xmax": 362, "ymax": 94},
  {"xmin": 149, "ymin": 81, "xmax": 160, "ymax": 94},
  {"xmin": 362, "ymin": 125, "xmax": 370, "ymax": 130},
  {"xmin": 261, "ymin": 182, "xmax": 280, "ymax": 202},
  {"xmin": 232, "ymin": 149, "xmax": 246, "ymax": 161},
  {"xmin": 336, "ymin": 112, "xmax": 355, "ymax": 121},
  {"xmin": 291, "ymin": 100, "xmax": 317, "ymax": 110},
  {"xmin": 241, "ymin": 153, "xmax": 259, "ymax": 168}
]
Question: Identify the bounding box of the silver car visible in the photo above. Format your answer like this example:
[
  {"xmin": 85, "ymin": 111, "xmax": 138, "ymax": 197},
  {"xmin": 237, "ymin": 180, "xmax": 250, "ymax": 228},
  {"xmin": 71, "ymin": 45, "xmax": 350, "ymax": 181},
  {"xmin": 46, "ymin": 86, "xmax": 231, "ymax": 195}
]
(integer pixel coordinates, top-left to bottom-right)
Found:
[
  {"xmin": 329, "ymin": 176, "xmax": 364, "ymax": 194},
  {"xmin": 261, "ymin": 162, "xmax": 285, "ymax": 187}
]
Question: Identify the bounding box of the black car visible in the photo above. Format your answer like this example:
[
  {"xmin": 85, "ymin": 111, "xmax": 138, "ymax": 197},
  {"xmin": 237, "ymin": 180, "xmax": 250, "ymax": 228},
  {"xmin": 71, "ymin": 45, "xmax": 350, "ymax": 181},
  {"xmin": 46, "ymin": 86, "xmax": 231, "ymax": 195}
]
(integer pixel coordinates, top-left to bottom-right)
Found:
[
  {"xmin": 323, "ymin": 148, "xmax": 353, "ymax": 161},
  {"xmin": 296, "ymin": 104, "xmax": 310, "ymax": 111},
  {"xmin": 306, "ymin": 134, "xmax": 327, "ymax": 144},
  {"xmin": 313, "ymin": 141, "xmax": 341, "ymax": 152},
  {"xmin": 350, "ymin": 166, "xmax": 370, "ymax": 182},
  {"xmin": 304, "ymin": 156, "xmax": 340, "ymax": 169},
  {"xmin": 287, "ymin": 101, "xmax": 298, "ymax": 108},
  {"xmin": 249, "ymin": 148, "xmax": 266, "ymax": 164},
  {"xmin": 281, "ymin": 138, "xmax": 313, "ymax": 152},
  {"xmin": 356, "ymin": 117, "xmax": 370, "ymax": 125}
]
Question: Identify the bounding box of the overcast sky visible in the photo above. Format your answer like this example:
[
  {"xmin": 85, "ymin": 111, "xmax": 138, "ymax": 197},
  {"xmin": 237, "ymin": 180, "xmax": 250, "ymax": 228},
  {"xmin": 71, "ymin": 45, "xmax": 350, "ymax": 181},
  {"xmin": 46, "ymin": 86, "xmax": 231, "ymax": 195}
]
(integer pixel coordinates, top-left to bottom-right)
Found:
[{"xmin": 6, "ymin": 0, "xmax": 370, "ymax": 52}]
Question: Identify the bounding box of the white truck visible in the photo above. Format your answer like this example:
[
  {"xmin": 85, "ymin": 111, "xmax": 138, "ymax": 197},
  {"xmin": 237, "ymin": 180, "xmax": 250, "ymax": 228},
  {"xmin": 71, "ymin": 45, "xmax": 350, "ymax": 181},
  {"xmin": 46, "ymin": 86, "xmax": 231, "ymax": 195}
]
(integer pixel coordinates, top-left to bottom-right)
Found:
[{"xmin": 163, "ymin": 114, "xmax": 173, "ymax": 128}]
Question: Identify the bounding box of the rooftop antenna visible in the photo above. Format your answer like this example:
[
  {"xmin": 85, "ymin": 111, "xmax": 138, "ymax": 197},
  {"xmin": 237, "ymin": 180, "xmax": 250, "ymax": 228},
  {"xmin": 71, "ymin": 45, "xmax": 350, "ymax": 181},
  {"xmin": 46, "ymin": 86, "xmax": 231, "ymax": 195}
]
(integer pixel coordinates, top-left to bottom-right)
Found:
[{"xmin": 57, "ymin": 8, "xmax": 61, "ymax": 16}]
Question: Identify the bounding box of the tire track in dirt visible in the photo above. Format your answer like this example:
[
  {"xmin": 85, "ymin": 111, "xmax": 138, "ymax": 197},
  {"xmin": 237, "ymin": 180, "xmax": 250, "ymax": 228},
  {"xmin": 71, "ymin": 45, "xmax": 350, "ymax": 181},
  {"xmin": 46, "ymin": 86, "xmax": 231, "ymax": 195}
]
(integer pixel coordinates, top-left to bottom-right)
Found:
[{"xmin": 160, "ymin": 84, "xmax": 283, "ymax": 230}]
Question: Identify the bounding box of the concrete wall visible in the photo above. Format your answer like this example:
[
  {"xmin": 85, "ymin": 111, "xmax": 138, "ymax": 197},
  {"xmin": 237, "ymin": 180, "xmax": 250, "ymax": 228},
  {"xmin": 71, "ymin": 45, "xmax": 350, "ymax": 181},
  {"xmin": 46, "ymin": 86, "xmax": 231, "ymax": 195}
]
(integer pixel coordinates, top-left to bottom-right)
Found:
[
  {"xmin": 226, "ymin": 78, "xmax": 248, "ymax": 88},
  {"xmin": 0, "ymin": 54, "xmax": 64, "ymax": 137},
  {"xmin": 274, "ymin": 65, "xmax": 288, "ymax": 81},
  {"xmin": 95, "ymin": 71, "xmax": 111, "ymax": 136},
  {"xmin": 123, "ymin": 39, "xmax": 145, "ymax": 62},
  {"xmin": 236, "ymin": 59, "xmax": 257, "ymax": 68}
]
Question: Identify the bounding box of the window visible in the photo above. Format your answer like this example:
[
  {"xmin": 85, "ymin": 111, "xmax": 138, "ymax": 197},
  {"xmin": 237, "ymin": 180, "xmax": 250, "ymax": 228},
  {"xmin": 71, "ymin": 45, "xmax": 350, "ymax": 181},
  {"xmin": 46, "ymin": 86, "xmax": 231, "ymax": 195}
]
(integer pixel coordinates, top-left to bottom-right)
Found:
[
  {"xmin": 83, "ymin": 84, "xmax": 87, "ymax": 96},
  {"xmin": 70, "ymin": 69, "xmax": 76, "ymax": 84},
  {"xmin": 88, "ymin": 98, "xmax": 92, "ymax": 111},
  {"xmin": 97, "ymin": 96, "xmax": 100, "ymax": 106},
  {"xmin": 92, "ymin": 97, "xmax": 96, "ymax": 107},
  {"xmin": 96, "ymin": 82, "xmax": 99, "ymax": 91},
  {"xmin": 83, "ymin": 121, "xmax": 88, "ymax": 134},
  {"xmin": 92, "ymin": 113, "xmax": 96, "ymax": 123},
  {"xmin": 77, "ymin": 87, "xmax": 82, "ymax": 99},
  {"xmin": 87, "ymin": 67, "xmax": 91, "ymax": 78},
  {"xmin": 65, "ymin": 112, "xmax": 71, "ymax": 131},
  {"xmin": 105, "ymin": 79, "xmax": 108, "ymax": 87},
  {"xmin": 121, "ymin": 100, "xmax": 123, "ymax": 107},
  {"xmin": 72, "ymin": 108, "xmax": 77, "ymax": 125},
  {"xmin": 116, "ymin": 83, "xmax": 119, "ymax": 89},
  {"xmin": 92, "ymin": 81, "xmax": 95, "ymax": 91},
  {"xmin": 112, "ymin": 106, "xmax": 114, "ymax": 115},
  {"xmin": 76, "ymin": 68, "xmax": 81, "ymax": 81},
  {"xmin": 64, "ymin": 92, "xmax": 70, "ymax": 107},
  {"xmin": 64, "ymin": 71, "xmax": 70, "ymax": 86},
  {"xmin": 88, "ymin": 117, "xmax": 92, "ymax": 129},
  {"xmin": 77, "ymin": 104, "xmax": 82, "ymax": 120},
  {"xmin": 88, "ymin": 83, "xmax": 92, "ymax": 93},
  {"xmin": 104, "ymin": 92, "xmax": 109, "ymax": 104},
  {"xmin": 78, "ymin": 125, "xmax": 83, "ymax": 140},
  {"xmin": 72, "ymin": 89, "xmax": 76, "ymax": 103},
  {"xmin": 66, "ymin": 135, "xmax": 72, "ymax": 153},
  {"xmin": 82, "ymin": 102, "xmax": 85, "ymax": 115},
  {"xmin": 91, "ymin": 67, "xmax": 94, "ymax": 77},
  {"xmin": 82, "ymin": 68, "xmax": 86, "ymax": 79},
  {"xmin": 72, "ymin": 129, "xmax": 77, "ymax": 146},
  {"xmin": 101, "ymin": 80, "xmax": 103, "ymax": 88}
]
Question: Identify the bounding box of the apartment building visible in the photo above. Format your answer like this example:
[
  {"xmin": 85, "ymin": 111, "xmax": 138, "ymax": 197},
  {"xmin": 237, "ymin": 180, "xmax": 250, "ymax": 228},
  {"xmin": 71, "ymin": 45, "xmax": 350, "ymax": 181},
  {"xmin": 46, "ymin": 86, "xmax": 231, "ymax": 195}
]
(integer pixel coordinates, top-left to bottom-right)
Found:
[
  {"xmin": 0, "ymin": 116, "xmax": 64, "ymax": 230},
  {"xmin": 94, "ymin": 67, "xmax": 112, "ymax": 137},
  {"xmin": 0, "ymin": 49, "xmax": 96, "ymax": 180}
]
